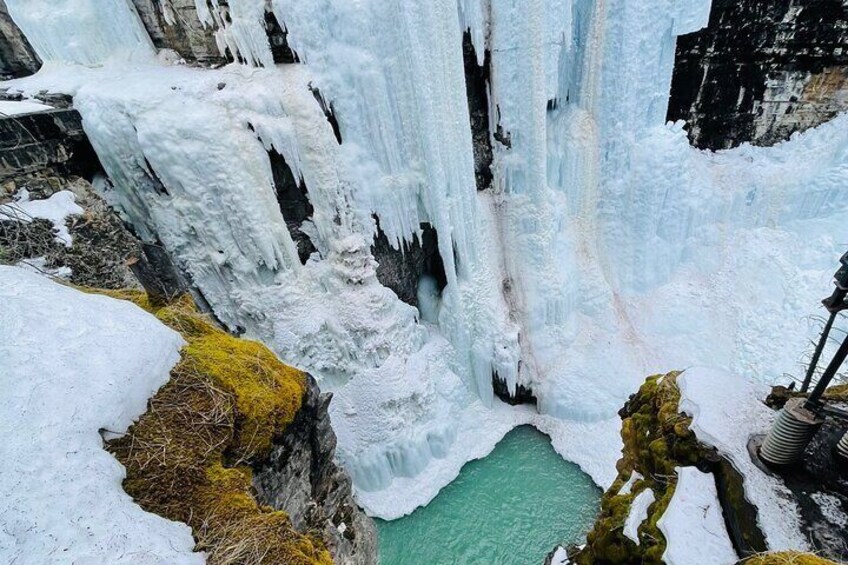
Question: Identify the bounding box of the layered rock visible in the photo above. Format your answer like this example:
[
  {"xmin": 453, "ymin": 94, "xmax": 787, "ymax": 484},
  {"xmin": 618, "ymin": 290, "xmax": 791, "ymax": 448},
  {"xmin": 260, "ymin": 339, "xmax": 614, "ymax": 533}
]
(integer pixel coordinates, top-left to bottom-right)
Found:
[
  {"xmin": 669, "ymin": 0, "xmax": 848, "ymax": 149},
  {"xmin": 254, "ymin": 376, "xmax": 378, "ymax": 565}
]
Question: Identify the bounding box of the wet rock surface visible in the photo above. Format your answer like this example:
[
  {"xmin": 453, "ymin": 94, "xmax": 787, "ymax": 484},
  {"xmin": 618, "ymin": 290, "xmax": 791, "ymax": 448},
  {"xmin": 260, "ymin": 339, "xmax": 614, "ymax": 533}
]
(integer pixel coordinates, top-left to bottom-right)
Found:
[
  {"xmin": 253, "ymin": 376, "xmax": 378, "ymax": 565},
  {"xmin": 669, "ymin": 0, "xmax": 848, "ymax": 150}
]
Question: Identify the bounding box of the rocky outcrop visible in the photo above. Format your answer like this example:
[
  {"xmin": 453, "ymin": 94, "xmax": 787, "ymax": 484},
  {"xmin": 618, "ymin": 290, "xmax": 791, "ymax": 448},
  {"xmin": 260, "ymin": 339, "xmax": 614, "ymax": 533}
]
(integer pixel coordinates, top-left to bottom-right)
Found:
[
  {"xmin": 253, "ymin": 376, "xmax": 378, "ymax": 565},
  {"xmin": 668, "ymin": 0, "xmax": 848, "ymax": 150},
  {"xmin": 566, "ymin": 373, "xmax": 767, "ymax": 565},
  {"xmin": 131, "ymin": 0, "xmax": 224, "ymax": 65},
  {"xmin": 0, "ymin": 0, "xmax": 39, "ymax": 79},
  {"xmin": 130, "ymin": 0, "xmax": 298, "ymax": 66},
  {"xmin": 0, "ymin": 105, "xmax": 98, "ymax": 181}
]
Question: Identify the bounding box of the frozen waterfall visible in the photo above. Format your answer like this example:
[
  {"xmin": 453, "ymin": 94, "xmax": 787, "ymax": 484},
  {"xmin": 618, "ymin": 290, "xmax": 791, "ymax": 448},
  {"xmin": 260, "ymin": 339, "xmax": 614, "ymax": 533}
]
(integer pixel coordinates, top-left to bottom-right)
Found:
[{"xmin": 5, "ymin": 0, "xmax": 847, "ymax": 521}]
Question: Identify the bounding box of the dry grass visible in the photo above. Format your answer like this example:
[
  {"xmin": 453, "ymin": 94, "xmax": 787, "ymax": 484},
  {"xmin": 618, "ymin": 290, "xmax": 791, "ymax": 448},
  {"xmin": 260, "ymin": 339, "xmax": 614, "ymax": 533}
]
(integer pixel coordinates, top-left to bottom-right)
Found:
[
  {"xmin": 742, "ymin": 551, "xmax": 842, "ymax": 565},
  {"xmin": 93, "ymin": 289, "xmax": 331, "ymax": 565}
]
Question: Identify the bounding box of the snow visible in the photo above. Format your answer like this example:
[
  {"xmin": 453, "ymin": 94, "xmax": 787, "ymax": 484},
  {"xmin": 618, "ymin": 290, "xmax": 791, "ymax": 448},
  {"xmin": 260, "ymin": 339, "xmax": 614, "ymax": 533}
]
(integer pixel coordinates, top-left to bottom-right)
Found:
[
  {"xmin": 658, "ymin": 466, "xmax": 738, "ymax": 565},
  {"xmin": 810, "ymin": 492, "xmax": 848, "ymax": 528},
  {"xmin": 0, "ymin": 99, "xmax": 53, "ymax": 116},
  {"xmin": 623, "ymin": 488, "xmax": 654, "ymax": 545},
  {"xmin": 0, "ymin": 266, "xmax": 201, "ymax": 564},
  {"xmin": 678, "ymin": 367, "xmax": 810, "ymax": 551},
  {"xmin": 0, "ymin": 190, "xmax": 84, "ymax": 246},
  {"xmin": 618, "ymin": 470, "xmax": 643, "ymax": 496},
  {"xmin": 2, "ymin": 0, "xmax": 847, "ymax": 526}
]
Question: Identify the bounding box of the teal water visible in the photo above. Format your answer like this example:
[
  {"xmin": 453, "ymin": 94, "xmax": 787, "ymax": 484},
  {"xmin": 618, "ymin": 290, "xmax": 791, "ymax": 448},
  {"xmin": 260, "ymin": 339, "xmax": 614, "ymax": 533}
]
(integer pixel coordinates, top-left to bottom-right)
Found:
[{"xmin": 376, "ymin": 426, "xmax": 601, "ymax": 565}]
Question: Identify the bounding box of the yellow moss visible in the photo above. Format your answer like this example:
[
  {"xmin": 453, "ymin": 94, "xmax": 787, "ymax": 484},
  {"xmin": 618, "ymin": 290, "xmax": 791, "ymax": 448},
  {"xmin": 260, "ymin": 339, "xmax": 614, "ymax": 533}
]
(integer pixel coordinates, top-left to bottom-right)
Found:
[
  {"xmin": 824, "ymin": 384, "xmax": 848, "ymax": 402},
  {"xmin": 573, "ymin": 371, "xmax": 706, "ymax": 565},
  {"xmin": 91, "ymin": 288, "xmax": 328, "ymax": 565},
  {"xmin": 742, "ymin": 552, "xmax": 841, "ymax": 565}
]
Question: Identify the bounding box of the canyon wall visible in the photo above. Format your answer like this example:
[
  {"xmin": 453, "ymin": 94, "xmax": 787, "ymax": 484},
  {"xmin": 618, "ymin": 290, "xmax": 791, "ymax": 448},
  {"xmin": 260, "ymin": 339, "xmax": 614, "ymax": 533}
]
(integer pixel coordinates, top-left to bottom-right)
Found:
[{"xmin": 669, "ymin": 0, "xmax": 848, "ymax": 149}]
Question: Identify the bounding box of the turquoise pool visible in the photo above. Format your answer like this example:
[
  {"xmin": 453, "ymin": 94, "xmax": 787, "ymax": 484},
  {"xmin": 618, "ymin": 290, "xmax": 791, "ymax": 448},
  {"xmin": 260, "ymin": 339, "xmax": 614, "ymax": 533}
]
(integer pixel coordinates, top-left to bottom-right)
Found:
[{"xmin": 376, "ymin": 426, "xmax": 601, "ymax": 565}]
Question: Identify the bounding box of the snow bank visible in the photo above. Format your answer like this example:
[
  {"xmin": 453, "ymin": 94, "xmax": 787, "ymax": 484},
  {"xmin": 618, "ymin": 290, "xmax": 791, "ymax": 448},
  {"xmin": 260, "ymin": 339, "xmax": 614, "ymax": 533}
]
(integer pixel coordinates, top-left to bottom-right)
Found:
[
  {"xmin": 0, "ymin": 99, "xmax": 53, "ymax": 116},
  {"xmin": 0, "ymin": 267, "xmax": 201, "ymax": 564},
  {"xmin": 0, "ymin": 190, "xmax": 83, "ymax": 246},
  {"xmin": 678, "ymin": 367, "xmax": 810, "ymax": 551},
  {"xmin": 658, "ymin": 466, "xmax": 737, "ymax": 565}
]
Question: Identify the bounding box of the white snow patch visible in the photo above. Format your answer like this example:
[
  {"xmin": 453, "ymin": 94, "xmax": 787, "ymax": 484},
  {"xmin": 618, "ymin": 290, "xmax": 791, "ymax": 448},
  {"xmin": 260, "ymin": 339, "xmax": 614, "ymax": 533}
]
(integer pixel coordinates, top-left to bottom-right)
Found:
[
  {"xmin": 0, "ymin": 267, "xmax": 202, "ymax": 564},
  {"xmin": 549, "ymin": 546, "xmax": 570, "ymax": 565},
  {"xmin": 623, "ymin": 488, "xmax": 655, "ymax": 545},
  {"xmin": 678, "ymin": 367, "xmax": 810, "ymax": 551},
  {"xmin": 658, "ymin": 467, "xmax": 737, "ymax": 565},
  {"xmin": 618, "ymin": 470, "xmax": 643, "ymax": 496},
  {"xmin": 0, "ymin": 99, "xmax": 53, "ymax": 116},
  {"xmin": 0, "ymin": 190, "xmax": 83, "ymax": 246}
]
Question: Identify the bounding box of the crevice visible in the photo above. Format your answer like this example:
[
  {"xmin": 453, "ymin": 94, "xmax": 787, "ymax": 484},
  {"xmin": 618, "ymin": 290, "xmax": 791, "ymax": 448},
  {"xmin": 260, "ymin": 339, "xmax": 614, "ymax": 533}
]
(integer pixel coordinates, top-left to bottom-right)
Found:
[
  {"xmin": 143, "ymin": 158, "xmax": 169, "ymax": 196},
  {"xmin": 462, "ymin": 30, "xmax": 493, "ymax": 191},
  {"xmin": 492, "ymin": 370, "xmax": 537, "ymax": 407},
  {"xmin": 268, "ymin": 149, "xmax": 316, "ymax": 265},
  {"xmin": 264, "ymin": 9, "xmax": 299, "ymax": 64},
  {"xmin": 710, "ymin": 457, "xmax": 768, "ymax": 559},
  {"xmin": 370, "ymin": 220, "xmax": 447, "ymax": 310},
  {"xmin": 309, "ymin": 85, "xmax": 343, "ymax": 144}
]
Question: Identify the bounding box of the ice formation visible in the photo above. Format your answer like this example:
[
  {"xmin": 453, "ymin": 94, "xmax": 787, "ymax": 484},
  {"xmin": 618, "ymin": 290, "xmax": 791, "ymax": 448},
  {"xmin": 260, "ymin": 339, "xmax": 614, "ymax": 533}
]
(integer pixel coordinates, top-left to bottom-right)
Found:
[
  {"xmin": 0, "ymin": 266, "xmax": 200, "ymax": 564},
  {"xmin": 4, "ymin": 0, "xmax": 848, "ymax": 526}
]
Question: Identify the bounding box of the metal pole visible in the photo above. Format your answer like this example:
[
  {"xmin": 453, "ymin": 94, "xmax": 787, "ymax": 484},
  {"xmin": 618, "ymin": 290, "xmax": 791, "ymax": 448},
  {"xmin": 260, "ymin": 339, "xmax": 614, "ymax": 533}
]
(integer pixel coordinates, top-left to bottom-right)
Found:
[
  {"xmin": 800, "ymin": 311, "xmax": 838, "ymax": 393},
  {"xmin": 805, "ymin": 332, "xmax": 848, "ymax": 410}
]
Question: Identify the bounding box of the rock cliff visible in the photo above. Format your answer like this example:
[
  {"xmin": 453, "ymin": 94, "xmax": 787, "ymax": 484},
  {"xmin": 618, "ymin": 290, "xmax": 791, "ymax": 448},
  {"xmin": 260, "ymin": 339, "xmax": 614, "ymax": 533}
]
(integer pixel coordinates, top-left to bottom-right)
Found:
[{"xmin": 669, "ymin": 0, "xmax": 848, "ymax": 149}]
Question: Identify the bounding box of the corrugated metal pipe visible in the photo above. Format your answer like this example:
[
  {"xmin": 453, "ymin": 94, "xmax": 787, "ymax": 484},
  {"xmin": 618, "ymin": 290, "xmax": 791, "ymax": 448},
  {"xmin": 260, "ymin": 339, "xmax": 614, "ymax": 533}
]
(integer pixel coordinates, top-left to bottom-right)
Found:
[
  {"xmin": 837, "ymin": 429, "xmax": 848, "ymax": 461},
  {"xmin": 760, "ymin": 398, "xmax": 825, "ymax": 466}
]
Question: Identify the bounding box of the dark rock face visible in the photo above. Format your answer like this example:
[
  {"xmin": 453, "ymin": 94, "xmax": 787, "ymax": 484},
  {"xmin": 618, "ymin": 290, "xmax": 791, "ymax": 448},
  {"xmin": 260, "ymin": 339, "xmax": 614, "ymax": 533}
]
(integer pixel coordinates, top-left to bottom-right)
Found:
[
  {"xmin": 253, "ymin": 376, "xmax": 378, "ymax": 565},
  {"xmin": 462, "ymin": 31, "xmax": 493, "ymax": 192},
  {"xmin": 371, "ymin": 222, "xmax": 447, "ymax": 309},
  {"xmin": 0, "ymin": 108, "xmax": 99, "ymax": 181},
  {"xmin": 492, "ymin": 372, "xmax": 537, "ymax": 407},
  {"xmin": 668, "ymin": 0, "xmax": 848, "ymax": 150},
  {"xmin": 269, "ymin": 149, "xmax": 317, "ymax": 265},
  {"xmin": 131, "ymin": 0, "xmax": 224, "ymax": 65},
  {"xmin": 0, "ymin": 0, "xmax": 40, "ymax": 80},
  {"xmin": 131, "ymin": 0, "xmax": 298, "ymax": 66}
]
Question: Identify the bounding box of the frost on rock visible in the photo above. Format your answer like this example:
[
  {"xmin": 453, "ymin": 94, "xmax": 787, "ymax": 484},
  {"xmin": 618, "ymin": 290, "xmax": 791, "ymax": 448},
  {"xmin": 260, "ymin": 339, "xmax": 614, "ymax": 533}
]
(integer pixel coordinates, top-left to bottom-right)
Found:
[
  {"xmin": 0, "ymin": 266, "xmax": 200, "ymax": 564},
  {"xmin": 3, "ymin": 0, "xmax": 848, "ymax": 519}
]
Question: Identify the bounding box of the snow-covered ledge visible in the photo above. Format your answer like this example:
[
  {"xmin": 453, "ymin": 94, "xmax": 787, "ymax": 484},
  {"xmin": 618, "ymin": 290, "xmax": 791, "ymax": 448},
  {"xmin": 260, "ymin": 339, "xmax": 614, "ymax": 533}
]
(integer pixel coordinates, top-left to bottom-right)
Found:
[{"xmin": 0, "ymin": 267, "xmax": 201, "ymax": 564}]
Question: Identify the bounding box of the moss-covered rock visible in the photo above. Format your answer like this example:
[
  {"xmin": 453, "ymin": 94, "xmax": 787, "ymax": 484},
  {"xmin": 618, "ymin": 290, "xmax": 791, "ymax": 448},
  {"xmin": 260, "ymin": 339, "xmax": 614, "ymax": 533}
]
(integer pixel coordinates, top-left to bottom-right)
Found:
[
  {"xmin": 571, "ymin": 372, "xmax": 711, "ymax": 564},
  {"xmin": 98, "ymin": 289, "xmax": 332, "ymax": 565}
]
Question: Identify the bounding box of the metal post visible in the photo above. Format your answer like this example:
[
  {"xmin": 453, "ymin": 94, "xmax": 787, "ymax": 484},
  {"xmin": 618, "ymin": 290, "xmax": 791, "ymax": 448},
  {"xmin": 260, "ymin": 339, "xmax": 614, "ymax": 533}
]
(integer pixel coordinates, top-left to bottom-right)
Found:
[
  {"xmin": 805, "ymin": 332, "xmax": 848, "ymax": 410},
  {"xmin": 800, "ymin": 311, "xmax": 838, "ymax": 393}
]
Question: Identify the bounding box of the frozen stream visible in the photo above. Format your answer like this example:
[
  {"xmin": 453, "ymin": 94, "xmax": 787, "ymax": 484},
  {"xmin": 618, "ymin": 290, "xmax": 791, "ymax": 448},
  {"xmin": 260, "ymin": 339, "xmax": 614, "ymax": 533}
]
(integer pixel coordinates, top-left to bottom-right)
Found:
[{"xmin": 376, "ymin": 426, "xmax": 601, "ymax": 564}]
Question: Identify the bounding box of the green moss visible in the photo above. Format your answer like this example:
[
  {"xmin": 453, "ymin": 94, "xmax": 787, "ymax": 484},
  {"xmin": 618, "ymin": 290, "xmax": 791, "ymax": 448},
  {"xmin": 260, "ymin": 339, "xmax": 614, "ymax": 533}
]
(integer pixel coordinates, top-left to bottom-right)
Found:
[
  {"xmin": 572, "ymin": 372, "xmax": 709, "ymax": 565},
  {"xmin": 95, "ymin": 289, "xmax": 330, "ymax": 565}
]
